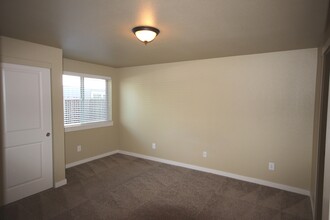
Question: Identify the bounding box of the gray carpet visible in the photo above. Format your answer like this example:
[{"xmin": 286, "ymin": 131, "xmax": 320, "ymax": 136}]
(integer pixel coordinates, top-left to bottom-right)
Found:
[{"xmin": 0, "ymin": 153, "xmax": 313, "ymax": 219}]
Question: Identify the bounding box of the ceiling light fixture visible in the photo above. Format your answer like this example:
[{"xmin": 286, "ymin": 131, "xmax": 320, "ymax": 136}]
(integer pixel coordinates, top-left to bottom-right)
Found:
[{"xmin": 132, "ymin": 26, "xmax": 160, "ymax": 45}]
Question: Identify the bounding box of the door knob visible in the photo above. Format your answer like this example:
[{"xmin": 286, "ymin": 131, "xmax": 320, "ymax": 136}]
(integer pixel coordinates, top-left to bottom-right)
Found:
[{"xmin": 46, "ymin": 132, "xmax": 51, "ymax": 137}]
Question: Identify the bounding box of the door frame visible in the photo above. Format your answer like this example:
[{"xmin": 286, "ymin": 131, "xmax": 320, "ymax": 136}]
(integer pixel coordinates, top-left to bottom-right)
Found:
[
  {"xmin": 0, "ymin": 63, "xmax": 4, "ymax": 205},
  {"xmin": 315, "ymin": 47, "xmax": 330, "ymax": 220}
]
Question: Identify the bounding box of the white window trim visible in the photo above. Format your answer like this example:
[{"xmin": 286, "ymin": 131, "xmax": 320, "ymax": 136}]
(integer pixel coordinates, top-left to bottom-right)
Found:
[
  {"xmin": 64, "ymin": 120, "xmax": 114, "ymax": 132},
  {"xmin": 64, "ymin": 71, "xmax": 111, "ymax": 80},
  {"xmin": 63, "ymin": 71, "xmax": 112, "ymax": 132}
]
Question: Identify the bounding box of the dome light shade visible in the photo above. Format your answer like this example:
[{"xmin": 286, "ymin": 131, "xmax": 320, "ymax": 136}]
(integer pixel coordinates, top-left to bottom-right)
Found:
[{"xmin": 132, "ymin": 26, "xmax": 160, "ymax": 45}]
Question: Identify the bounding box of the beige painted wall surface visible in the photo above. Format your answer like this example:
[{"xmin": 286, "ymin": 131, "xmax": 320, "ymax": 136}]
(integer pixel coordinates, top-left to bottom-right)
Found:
[
  {"xmin": 0, "ymin": 36, "xmax": 65, "ymax": 183},
  {"xmin": 119, "ymin": 49, "xmax": 317, "ymax": 190},
  {"xmin": 63, "ymin": 59, "xmax": 119, "ymax": 164}
]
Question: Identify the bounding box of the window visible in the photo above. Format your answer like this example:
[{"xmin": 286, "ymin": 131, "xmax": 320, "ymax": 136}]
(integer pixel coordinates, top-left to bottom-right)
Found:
[{"xmin": 63, "ymin": 71, "xmax": 112, "ymax": 132}]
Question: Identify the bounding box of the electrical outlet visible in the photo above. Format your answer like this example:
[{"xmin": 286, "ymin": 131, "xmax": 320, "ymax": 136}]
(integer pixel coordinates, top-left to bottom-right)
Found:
[
  {"xmin": 203, "ymin": 151, "xmax": 207, "ymax": 158},
  {"xmin": 268, "ymin": 162, "xmax": 275, "ymax": 171},
  {"xmin": 77, "ymin": 145, "xmax": 82, "ymax": 152},
  {"xmin": 152, "ymin": 143, "xmax": 157, "ymax": 150}
]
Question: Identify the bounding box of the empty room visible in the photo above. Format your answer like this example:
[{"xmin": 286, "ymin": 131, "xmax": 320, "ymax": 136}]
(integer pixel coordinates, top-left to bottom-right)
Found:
[{"xmin": 1, "ymin": 0, "xmax": 330, "ymax": 219}]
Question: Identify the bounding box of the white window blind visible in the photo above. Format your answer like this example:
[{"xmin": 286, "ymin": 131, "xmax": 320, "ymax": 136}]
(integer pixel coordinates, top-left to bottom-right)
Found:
[{"xmin": 63, "ymin": 73, "xmax": 111, "ymax": 128}]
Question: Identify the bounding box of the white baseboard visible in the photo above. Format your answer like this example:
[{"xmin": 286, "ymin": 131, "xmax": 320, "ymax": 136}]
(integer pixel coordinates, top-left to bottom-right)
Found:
[
  {"xmin": 118, "ymin": 150, "xmax": 310, "ymax": 196},
  {"xmin": 55, "ymin": 179, "xmax": 67, "ymax": 188},
  {"xmin": 63, "ymin": 149, "xmax": 310, "ymax": 196},
  {"xmin": 65, "ymin": 150, "xmax": 119, "ymax": 168}
]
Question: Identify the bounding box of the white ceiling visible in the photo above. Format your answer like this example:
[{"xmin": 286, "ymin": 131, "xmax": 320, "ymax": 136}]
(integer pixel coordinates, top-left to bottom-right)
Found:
[{"xmin": 0, "ymin": 0, "xmax": 329, "ymax": 67}]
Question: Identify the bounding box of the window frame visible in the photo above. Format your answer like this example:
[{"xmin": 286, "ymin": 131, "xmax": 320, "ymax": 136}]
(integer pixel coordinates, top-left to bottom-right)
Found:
[{"xmin": 63, "ymin": 71, "xmax": 113, "ymax": 132}]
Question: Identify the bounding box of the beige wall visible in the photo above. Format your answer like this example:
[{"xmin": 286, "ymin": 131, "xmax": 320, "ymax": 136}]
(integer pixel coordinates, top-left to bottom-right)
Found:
[
  {"xmin": 119, "ymin": 48, "xmax": 318, "ymax": 190},
  {"xmin": 0, "ymin": 36, "xmax": 66, "ymax": 184},
  {"xmin": 0, "ymin": 36, "xmax": 319, "ymax": 197},
  {"xmin": 63, "ymin": 59, "xmax": 119, "ymax": 164}
]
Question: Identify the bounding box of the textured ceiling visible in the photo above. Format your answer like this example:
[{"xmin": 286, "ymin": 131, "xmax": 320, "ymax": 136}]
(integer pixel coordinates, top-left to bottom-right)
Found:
[{"xmin": 0, "ymin": 0, "xmax": 329, "ymax": 67}]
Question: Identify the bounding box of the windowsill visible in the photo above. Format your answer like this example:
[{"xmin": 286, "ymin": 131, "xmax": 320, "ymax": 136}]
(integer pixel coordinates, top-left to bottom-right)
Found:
[{"xmin": 64, "ymin": 121, "xmax": 113, "ymax": 132}]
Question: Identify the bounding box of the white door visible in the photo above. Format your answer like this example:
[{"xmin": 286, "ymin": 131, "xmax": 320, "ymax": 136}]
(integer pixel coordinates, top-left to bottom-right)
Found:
[{"xmin": 1, "ymin": 63, "xmax": 53, "ymax": 205}]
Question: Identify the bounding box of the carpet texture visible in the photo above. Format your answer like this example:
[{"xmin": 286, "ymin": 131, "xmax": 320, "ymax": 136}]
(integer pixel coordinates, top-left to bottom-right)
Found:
[{"xmin": 0, "ymin": 153, "xmax": 313, "ymax": 219}]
